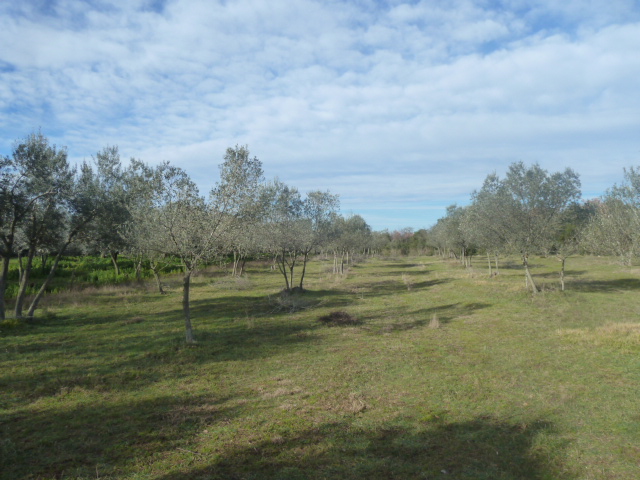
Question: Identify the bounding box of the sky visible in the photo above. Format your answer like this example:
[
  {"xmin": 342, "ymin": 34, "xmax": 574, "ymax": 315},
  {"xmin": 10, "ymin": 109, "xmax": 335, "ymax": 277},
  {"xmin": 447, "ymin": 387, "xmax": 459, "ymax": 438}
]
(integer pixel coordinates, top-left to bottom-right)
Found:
[{"xmin": 1, "ymin": 0, "xmax": 639, "ymax": 231}]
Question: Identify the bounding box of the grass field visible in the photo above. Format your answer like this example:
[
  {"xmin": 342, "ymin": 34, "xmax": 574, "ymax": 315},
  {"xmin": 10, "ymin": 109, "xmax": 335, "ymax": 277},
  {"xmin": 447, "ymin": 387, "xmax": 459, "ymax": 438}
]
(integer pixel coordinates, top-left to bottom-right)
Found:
[{"xmin": 1, "ymin": 254, "xmax": 640, "ymax": 479}]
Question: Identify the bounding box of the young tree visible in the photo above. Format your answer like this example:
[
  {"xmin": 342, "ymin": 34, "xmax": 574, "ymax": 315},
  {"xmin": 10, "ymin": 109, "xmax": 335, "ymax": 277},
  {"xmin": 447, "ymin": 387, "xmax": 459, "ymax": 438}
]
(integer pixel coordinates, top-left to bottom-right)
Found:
[
  {"xmin": 261, "ymin": 179, "xmax": 309, "ymax": 291},
  {"xmin": 82, "ymin": 146, "xmax": 131, "ymax": 275},
  {"xmin": 495, "ymin": 162, "xmax": 581, "ymax": 293},
  {"xmin": 461, "ymin": 174, "xmax": 510, "ymax": 276},
  {"xmin": 331, "ymin": 214, "xmax": 372, "ymax": 274},
  {"xmin": 0, "ymin": 132, "xmax": 71, "ymax": 320},
  {"xmin": 297, "ymin": 190, "xmax": 339, "ymax": 290},
  {"xmin": 553, "ymin": 201, "xmax": 597, "ymax": 290},
  {"xmin": 125, "ymin": 146, "xmax": 265, "ymax": 343},
  {"xmin": 26, "ymin": 159, "xmax": 109, "ymax": 319},
  {"xmin": 582, "ymin": 168, "xmax": 640, "ymax": 265},
  {"xmin": 217, "ymin": 145, "xmax": 265, "ymax": 277}
]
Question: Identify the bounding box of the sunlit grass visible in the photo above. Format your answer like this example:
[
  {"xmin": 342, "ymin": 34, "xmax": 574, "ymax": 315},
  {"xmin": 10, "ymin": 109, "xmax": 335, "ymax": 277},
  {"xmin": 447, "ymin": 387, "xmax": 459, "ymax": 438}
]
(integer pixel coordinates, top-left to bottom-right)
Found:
[{"xmin": 2, "ymin": 254, "xmax": 640, "ymax": 479}]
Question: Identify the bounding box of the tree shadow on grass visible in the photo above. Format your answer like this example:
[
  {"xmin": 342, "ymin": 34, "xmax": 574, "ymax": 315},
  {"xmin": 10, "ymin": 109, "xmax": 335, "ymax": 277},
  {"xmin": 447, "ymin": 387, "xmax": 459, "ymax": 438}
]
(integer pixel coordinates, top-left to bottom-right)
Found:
[
  {"xmin": 0, "ymin": 393, "xmax": 241, "ymax": 480},
  {"xmin": 535, "ymin": 270, "xmax": 588, "ymax": 279},
  {"xmin": 0, "ymin": 292, "xmax": 341, "ymax": 406},
  {"xmin": 155, "ymin": 416, "xmax": 570, "ymax": 480},
  {"xmin": 570, "ymin": 277, "xmax": 640, "ymax": 293},
  {"xmin": 359, "ymin": 302, "xmax": 491, "ymax": 333},
  {"xmin": 354, "ymin": 278, "xmax": 451, "ymax": 299}
]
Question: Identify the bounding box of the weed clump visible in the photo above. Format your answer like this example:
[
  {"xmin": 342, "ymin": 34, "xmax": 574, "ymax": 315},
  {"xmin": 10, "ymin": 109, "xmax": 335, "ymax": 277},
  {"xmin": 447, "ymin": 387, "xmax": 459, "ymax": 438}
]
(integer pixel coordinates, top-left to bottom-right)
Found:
[
  {"xmin": 319, "ymin": 311, "xmax": 360, "ymax": 326},
  {"xmin": 268, "ymin": 290, "xmax": 313, "ymax": 313}
]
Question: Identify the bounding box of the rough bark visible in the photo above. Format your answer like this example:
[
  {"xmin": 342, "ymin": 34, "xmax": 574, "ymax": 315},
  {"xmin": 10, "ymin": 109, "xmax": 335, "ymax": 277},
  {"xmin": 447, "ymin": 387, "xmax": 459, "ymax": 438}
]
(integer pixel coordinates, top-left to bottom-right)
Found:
[
  {"xmin": 27, "ymin": 246, "xmax": 68, "ymax": 319},
  {"xmin": 0, "ymin": 255, "xmax": 11, "ymax": 320},
  {"xmin": 15, "ymin": 246, "xmax": 36, "ymax": 318},
  {"xmin": 276, "ymin": 251, "xmax": 290, "ymax": 290},
  {"xmin": 298, "ymin": 252, "xmax": 309, "ymax": 290},
  {"xmin": 151, "ymin": 265, "xmax": 165, "ymax": 294},
  {"xmin": 110, "ymin": 251, "xmax": 120, "ymax": 276},
  {"xmin": 523, "ymin": 255, "xmax": 538, "ymax": 294},
  {"xmin": 183, "ymin": 270, "xmax": 195, "ymax": 344}
]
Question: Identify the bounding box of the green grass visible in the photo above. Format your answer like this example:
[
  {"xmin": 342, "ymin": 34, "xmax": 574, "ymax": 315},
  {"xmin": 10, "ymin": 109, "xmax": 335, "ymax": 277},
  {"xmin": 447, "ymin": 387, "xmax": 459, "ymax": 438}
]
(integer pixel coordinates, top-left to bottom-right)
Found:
[
  {"xmin": 2, "ymin": 255, "xmax": 640, "ymax": 479},
  {"xmin": 2, "ymin": 255, "xmax": 186, "ymax": 299}
]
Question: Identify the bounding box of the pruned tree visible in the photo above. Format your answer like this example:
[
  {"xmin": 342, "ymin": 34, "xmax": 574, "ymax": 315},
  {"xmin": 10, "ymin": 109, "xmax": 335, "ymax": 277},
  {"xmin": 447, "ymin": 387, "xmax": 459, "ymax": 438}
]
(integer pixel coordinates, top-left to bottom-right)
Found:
[
  {"xmin": 461, "ymin": 174, "xmax": 510, "ymax": 276},
  {"xmin": 26, "ymin": 159, "xmax": 111, "ymax": 319},
  {"xmin": 331, "ymin": 214, "xmax": 372, "ymax": 274},
  {"xmin": 582, "ymin": 167, "xmax": 640, "ymax": 266},
  {"xmin": 217, "ymin": 145, "xmax": 265, "ymax": 277},
  {"xmin": 489, "ymin": 162, "xmax": 581, "ymax": 293},
  {"xmin": 0, "ymin": 132, "xmax": 72, "ymax": 320},
  {"xmin": 297, "ymin": 190, "xmax": 339, "ymax": 290},
  {"xmin": 82, "ymin": 146, "xmax": 131, "ymax": 275},
  {"xmin": 125, "ymin": 146, "xmax": 264, "ymax": 343},
  {"xmin": 553, "ymin": 201, "xmax": 597, "ymax": 290},
  {"xmin": 261, "ymin": 179, "xmax": 309, "ymax": 291}
]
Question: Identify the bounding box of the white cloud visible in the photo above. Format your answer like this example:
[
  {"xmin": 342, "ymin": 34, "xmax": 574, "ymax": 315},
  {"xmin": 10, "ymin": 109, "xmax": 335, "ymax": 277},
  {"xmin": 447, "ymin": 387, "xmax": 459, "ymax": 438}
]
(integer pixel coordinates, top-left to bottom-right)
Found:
[{"xmin": 1, "ymin": 0, "xmax": 639, "ymax": 229}]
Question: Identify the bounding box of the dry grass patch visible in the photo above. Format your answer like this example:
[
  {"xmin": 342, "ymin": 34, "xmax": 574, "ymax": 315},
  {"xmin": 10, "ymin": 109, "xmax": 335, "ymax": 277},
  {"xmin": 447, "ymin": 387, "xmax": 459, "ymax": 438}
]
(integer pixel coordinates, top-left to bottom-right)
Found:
[
  {"xmin": 558, "ymin": 322, "xmax": 640, "ymax": 350},
  {"xmin": 121, "ymin": 316, "xmax": 145, "ymax": 325},
  {"xmin": 212, "ymin": 275, "xmax": 252, "ymax": 290}
]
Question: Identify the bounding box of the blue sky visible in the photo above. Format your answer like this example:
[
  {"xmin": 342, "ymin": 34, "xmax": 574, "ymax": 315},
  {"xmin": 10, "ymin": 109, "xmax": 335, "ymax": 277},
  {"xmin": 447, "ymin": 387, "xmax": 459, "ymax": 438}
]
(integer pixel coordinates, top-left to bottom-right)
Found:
[{"xmin": 1, "ymin": 0, "xmax": 639, "ymax": 231}]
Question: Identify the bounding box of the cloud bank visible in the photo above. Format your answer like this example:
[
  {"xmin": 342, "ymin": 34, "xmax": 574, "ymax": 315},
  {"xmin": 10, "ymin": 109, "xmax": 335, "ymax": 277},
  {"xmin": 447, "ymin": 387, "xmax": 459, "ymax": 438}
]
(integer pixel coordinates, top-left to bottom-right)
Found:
[{"xmin": 1, "ymin": 0, "xmax": 639, "ymax": 229}]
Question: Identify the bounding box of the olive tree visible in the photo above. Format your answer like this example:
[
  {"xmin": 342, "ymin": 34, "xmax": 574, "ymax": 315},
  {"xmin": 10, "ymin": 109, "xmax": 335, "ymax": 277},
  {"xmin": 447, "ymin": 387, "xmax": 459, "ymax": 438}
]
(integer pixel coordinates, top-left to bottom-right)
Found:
[
  {"xmin": 26, "ymin": 159, "xmax": 112, "ymax": 319},
  {"xmin": 0, "ymin": 132, "xmax": 72, "ymax": 320},
  {"xmin": 331, "ymin": 214, "xmax": 371, "ymax": 274},
  {"xmin": 582, "ymin": 168, "xmax": 640, "ymax": 266},
  {"xmin": 261, "ymin": 179, "xmax": 310, "ymax": 291},
  {"xmin": 491, "ymin": 162, "xmax": 581, "ymax": 293},
  {"xmin": 461, "ymin": 174, "xmax": 510, "ymax": 276},
  {"xmin": 81, "ymin": 146, "xmax": 132, "ymax": 275},
  {"xmin": 125, "ymin": 146, "xmax": 264, "ymax": 343},
  {"xmin": 297, "ymin": 190, "xmax": 339, "ymax": 290}
]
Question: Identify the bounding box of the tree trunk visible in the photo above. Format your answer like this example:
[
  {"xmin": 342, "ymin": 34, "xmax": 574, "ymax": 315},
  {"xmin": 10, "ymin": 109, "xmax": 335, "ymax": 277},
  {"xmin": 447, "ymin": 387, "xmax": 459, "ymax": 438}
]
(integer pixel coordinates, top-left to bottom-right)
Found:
[
  {"xmin": 17, "ymin": 250, "xmax": 24, "ymax": 284},
  {"xmin": 276, "ymin": 252, "xmax": 290, "ymax": 290},
  {"xmin": 15, "ymin": 246, "xmax": 36, "ymax": 318},
  {"xmin": 135, "ymin": 259, "xmax": 143, "ymax": 283},
  {"xmin": 152, "ymin": 265, "xmax": 165, "ymax": 294},
  {"xmin": 27, "ymin": 246, "xmax": 69, "ymax": 319},
  {"xmin": 0, "ymin": 254, "xmax": 11, "ymax": 321},
  {"xmin": 232, "ymin": 251, "xmax": 239, "ymax": 276},
  {"xmin": 182, "ymin": 270, "xmax": 195, "ymax": 344},
  {"xmin": 560, "ymin": 257, "xmax": 566, "ymax": 292},
  {"xmin": 494, "ymin": 254, "xmax": 499, "ymax": 275},
  {"xmin": 110, "ymin": 250, "xmax": 120, "ymax": 276},
  {"xmin": 238, "ymin": 255, "xmax": 247, "ymax": 277},
  {"xmin": 523, "ymin": 255, "xmax": 538, "ymax": 294},
  {"xmin": 288, "ymin": 253, "xmax": 296, "ymax": 288},
  {"xmin": 299, "ymin": 252, "xmax": 309, "ymax": 290},
  {"xmin": 41, "ymin": 253, "xmax": 49, "ymax": 274}
]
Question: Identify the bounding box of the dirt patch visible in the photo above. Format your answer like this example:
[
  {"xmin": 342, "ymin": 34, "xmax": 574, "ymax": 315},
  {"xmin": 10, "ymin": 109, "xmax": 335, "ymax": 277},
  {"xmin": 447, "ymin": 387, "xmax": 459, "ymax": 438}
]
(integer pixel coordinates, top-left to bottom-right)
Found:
[{"xmin": 318, "ymin": 311, "xmax": 360, "ymax": 326}]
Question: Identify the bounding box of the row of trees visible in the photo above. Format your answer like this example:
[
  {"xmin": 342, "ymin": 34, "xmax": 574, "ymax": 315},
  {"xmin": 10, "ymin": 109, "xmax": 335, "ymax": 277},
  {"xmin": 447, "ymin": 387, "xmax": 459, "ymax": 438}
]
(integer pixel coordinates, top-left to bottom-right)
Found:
[
  {"xmin": 422, "ymin": 161, "xmax": 640, "ymax": 293},
  {"xmin": 1, "ymin": 133, "xmax": 379, "ymax": 341},
  {"xmin": 8, "ymin": 132, "xmax": 635, "ymax": 335}
]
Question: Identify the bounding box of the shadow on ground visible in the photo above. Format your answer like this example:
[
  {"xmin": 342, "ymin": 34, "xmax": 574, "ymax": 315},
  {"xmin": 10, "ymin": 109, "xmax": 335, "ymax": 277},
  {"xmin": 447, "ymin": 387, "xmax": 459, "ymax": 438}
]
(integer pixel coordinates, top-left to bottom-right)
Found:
[
  {"xmin": 571, "ymin": 278, "xmax": 640, "ymax": 292},
  {"xmin": 155, "ymin": 416, "xmax": 570, "ymax": 480},
  {"xmin": 358, "ymin": 302, "xmax": 491, "ymax": 333},
  {"xmin": 0, "ymin": 392, "xmax": 242, "ymax": 480}
]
